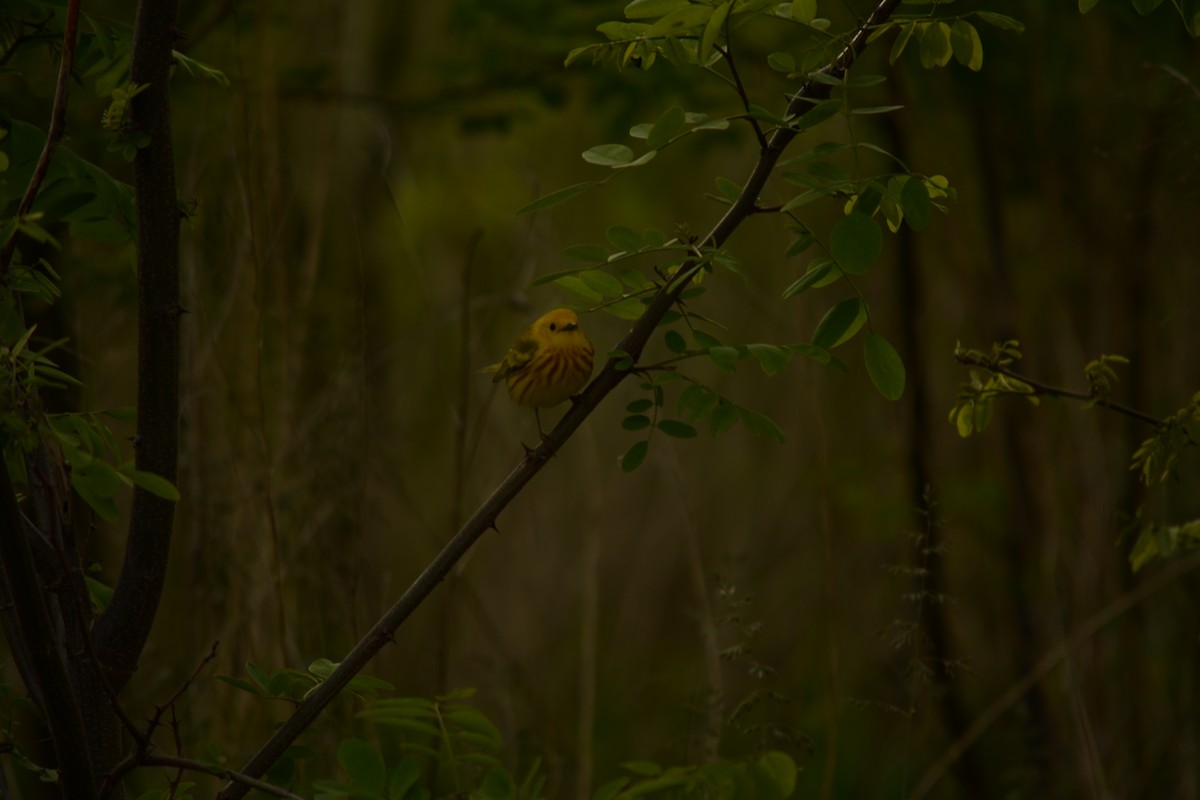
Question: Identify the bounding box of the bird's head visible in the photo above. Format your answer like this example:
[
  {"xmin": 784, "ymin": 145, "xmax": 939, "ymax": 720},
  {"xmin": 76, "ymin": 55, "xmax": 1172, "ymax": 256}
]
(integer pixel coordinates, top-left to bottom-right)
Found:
[{"xmin": 536, "ymin": 308, "xmax": 585, "ymax": 339}]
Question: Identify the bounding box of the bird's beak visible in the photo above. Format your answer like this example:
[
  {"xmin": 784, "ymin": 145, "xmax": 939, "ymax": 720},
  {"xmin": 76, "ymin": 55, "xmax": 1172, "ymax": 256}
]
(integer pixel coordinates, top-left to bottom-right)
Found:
[{"xmin": 563, "ymin": 322, "xmax": 578, "ymax": 331}]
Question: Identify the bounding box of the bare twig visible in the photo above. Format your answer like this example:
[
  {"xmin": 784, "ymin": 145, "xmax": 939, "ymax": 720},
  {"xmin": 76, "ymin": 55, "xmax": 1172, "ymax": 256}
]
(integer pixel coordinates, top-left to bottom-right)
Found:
[
  {"xmin": 216, "ymin": 2, "xmax": 905, "ymax": 795},
  {"xmin": 0, "ymin": 17, "xmax": 54, "ymax": 66},
  {"xmin": 714, "ymin": 44, "xmax": 767, "ymax": 150},
  {"xmin": 956, "ymin": 351, "xmax": 1164, "ymax": 427},
  {"xmin": 95, "ymin": 641, "xmax": 221, "ymax": 798},
  {"xmin": 0, "ymin": 0, "xmax": 82, "ymax": 278}
]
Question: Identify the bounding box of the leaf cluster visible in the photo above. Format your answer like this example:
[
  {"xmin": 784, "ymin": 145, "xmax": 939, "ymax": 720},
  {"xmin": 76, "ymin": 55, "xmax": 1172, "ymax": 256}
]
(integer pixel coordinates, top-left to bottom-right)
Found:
[{"xmin": 947, "ymin": 341, "xmax": 1037, "ymax": 437}]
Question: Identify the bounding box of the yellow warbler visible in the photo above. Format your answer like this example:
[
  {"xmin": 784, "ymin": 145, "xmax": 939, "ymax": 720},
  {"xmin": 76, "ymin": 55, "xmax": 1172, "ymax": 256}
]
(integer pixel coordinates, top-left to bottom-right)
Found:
[{"xmin": 484, "ymin": 308, "xmax": 595, "ymax": 437}]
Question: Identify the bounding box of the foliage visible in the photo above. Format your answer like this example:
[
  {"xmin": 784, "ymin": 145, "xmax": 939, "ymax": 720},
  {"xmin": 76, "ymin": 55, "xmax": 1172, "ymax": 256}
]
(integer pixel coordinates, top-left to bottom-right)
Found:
[
  {"xmin": 218, "ymin": 678, "xmax": 799, "ymax": 800},
  {"xmin": 514, "ymin": 0, "xmax": 1009, "ymax": 474},
  {"xmin": 947, "ymin": 340, "xmax": 1038, "ymax": 437},
  {"xmin": 951, "ymin": 342, "xmax": 1200, "ymax": 572}
]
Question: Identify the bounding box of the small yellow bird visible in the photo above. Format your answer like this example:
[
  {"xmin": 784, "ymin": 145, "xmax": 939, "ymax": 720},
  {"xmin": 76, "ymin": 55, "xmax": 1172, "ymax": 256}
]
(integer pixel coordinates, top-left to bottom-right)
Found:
[{"xmin": 484, "ymin": 308, "xmax": 595, "ymax": 438}]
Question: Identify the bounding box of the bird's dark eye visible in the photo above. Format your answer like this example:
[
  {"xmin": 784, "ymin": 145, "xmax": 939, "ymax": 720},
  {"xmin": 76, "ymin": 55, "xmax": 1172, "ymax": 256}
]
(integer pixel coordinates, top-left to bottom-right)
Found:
[{"xmin": 549, "ymin": 323, "xmax": 557, "ymax": 331}]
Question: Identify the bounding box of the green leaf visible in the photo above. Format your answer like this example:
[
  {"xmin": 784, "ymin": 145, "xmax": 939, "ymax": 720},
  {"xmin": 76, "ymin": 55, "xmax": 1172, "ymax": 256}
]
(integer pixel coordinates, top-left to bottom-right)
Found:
[
  {"xmin": 647, "ymin": 106, "xmax": 686, "ymax": 150},
  {"xmin": 791, "ymin": 0, "xmax": 817, "ymax": 24},
  {"xmin": 919, "ymin": 22, "xmax": 953, "ymax": 68},
  {"xmin": 846, "ymin": 73, "xmax": 887, "ymax": 87},
  {"xmin": 900, "ymin": 177, "xmax": 931, "ymax": 231},
  {"xmin": 583, "ymin": 144, "xmax": 634, "ymax": 166},
  {"xmin": 812, "ymin": 298, "xmax": 866, "ymax": 349},
  {"xmin": 699, "ymin": 2, "xmax": 731, "ymax": 65},
  {"xmin": 607, "ymin": 225, "xmax": 643, "ymax": 251},
  {"xmin": 677, "ymin": 384, "xmax": 719, "ymax": 421},
  {"xmin": 693, "ymin": 330, "xmax": 723, "ymax": 350},
  {"xmin": 579, "ymin": 269, "xmax": 625, "ymax": 298},
  {"xmin": 619, "ymin": 268, "xmax": 650, "ymax": 289},
  {"xmin": 767, "ymin": 52, "xmax": 795, "ymax": 72},
  {"xmin": 864, "ymin": 331, "xmax": 905, "ymax": 400},
  {"xmin": 389, "ymin": 756, "xmax": 423, "ymax": 800},
  {"xmin": 216, "ymin": 675, "xmax": 261, "ymax": 695},
  {"xmin": 890, "ymin": 23, "xmax": 916, "ymax": 64},
  {"xmin": 664, "ymin": 330, "xmax": 687, "ymax": 353},
  {"xmin": 307, "ymin": 658, "xmax": 336, "ymax": 679},
  {"xmin": 657, "ymin": 420, "xmax": 698, "ymax": 438},
  {"xmin": 645, "ymin": 5, "xmax": 715, "ymax": 38},
  {"xmin": 339, "ymin": 738, "xmax": 386, "ymax": 793},
  {"xmin": 565, "ymin": 44, "xmax": 600, "ymax": 68},
  {"xmin": 517, "ymin": 182, "xmax": 597, "ymax": 215},
  {"xmin": 477, "ymin": 769, "xmax": 515, "ymax": 800},
  {"xmin": 444, "ymin": 706, "xmax": 503, "ymax": 747},
  {"xmin": 124, "ymin": 468, "xmax": 181, "ymax": 501},
  {"xmin": 172, "ymin": 50, "xmax": 230, "ymax": 87},
  {"xmin": 830, "ymin": 212, "xmax": 882, "ymax": 274},
  {"xmin": 625, "ymin": 0, "xmax": 691, "ymax": 20},
  {"xmin": 620, "ymin": 440, "xmax": 649, "ymax": 472},
  {"xmin": 623, "ymin": 415, "xmax": 652, "ymax": 431},
  {"xmin": 604, "ymin": 298, "xmax": 646, "ymax": 320},
  {"xmin": 950, "ymin": 20, "xmax": 983, "ymax": 71},
  {"xmin": 792, "ymin": 98, "xmax": 842, "ymax": 131},
  {"xmin": 737, "ymin": 408, "xmax": 786, "ymax": 442},
  {"xmin": 754, "ymin": 752, "xmax": 797, "ymax": 799},
  {"xmin": 853, "ymin": 183, "xmax": 885, "ymax": 216},
  {"xmin": 805, "ymin": 70, "xmax": 843, "ymax": 86},
  {"xmin": 707, "ymin": 345, "xmax": 741, "ymax": 372},
  {"xmin": 598, "ymin": 20, "xmax": 652, "ymax": 40},
  {"xmin": 593, "ymin": 777, "xmax": 631, "ymax": 800},
  {"xmin": 975, "ymin": 11, "xmax": 1025, "ymax": 31},
  {"xmin": 850, "ymin": 104, "xmax": 904, "ymax": 115},
  {"xmin": 564, "ymin": 244, "xmax": 611, "ymax": 262},
  {"xmin": 807, "ymin": 160, "xmax": 849, "ymax": 181},
  {"xmin": 782, "ymin": 259, "xmax": 841, "ymax": 298},
  {"xmin": 246, "ymin": 661, "xmax": 272, "ymax": 691},
  {"xmin": 714, "ymin": 176, "xmax": 741, "ymax": 201},
  {"xmin": 614, "ymin": 150, "xmax": 657, "ymax": 169},
  {"xmin": 787, "ymin": 342, "xmax": 834, "ymax": 365},
  {"xmin": 747, "ymin": 344, "xmax": 791, "ymax": 375},
  {"xmin": 626, "ymin": 398, "xmax": 654, "ymax": 413},
  {"xmin": 553, "ymin": 276, "xmax": 603, "ymax": 302},
  {"xmin": 71, "ymin": 466, "xmax": 120, "ymax": 522},
  {"xmin": 710, "ymin": 401, "xmax": 738, "ymax": 435}
]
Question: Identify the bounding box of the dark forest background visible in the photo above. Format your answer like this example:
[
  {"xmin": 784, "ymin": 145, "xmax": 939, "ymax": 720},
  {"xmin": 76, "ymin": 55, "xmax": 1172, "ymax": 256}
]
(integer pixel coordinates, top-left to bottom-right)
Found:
[{"xmin": 2, "ymin": 0, "xmax": 1199, "ymax": 797}]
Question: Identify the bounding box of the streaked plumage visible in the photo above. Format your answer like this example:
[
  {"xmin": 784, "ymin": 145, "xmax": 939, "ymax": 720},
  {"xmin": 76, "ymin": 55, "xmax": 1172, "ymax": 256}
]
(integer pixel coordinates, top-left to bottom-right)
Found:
[{"xmin": 484, "ymin": 308, "xmax": 594, "ymax": 436}]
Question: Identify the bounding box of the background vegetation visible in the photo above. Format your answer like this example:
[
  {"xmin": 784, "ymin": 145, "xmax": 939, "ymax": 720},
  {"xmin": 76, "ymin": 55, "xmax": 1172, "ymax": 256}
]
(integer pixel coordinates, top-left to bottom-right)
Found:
[{"xmin": 2, "ymin": 0, "xmax": 1199, "ymax": 797}]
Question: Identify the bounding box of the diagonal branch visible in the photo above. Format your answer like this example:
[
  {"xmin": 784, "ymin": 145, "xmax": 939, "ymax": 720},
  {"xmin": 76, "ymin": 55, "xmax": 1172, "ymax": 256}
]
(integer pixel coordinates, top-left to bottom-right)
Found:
[{"xmin": 216, "ymin": 1, "xmax": 903, "ymax": 795}]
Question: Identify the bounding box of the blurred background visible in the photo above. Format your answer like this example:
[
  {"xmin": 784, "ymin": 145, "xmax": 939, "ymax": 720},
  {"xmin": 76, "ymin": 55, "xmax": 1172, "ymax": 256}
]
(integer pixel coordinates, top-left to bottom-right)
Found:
[{"xmin": 7, "ymin": 0, "xmax": 1200, "ymax": 797}]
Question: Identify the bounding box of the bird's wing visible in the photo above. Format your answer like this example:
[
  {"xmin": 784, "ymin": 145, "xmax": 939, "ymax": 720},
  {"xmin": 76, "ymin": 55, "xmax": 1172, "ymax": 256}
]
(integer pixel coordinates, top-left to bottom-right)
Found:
[{"xmin": 491, "ymin": 337, "xmax": 539, "ymax": 382}]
